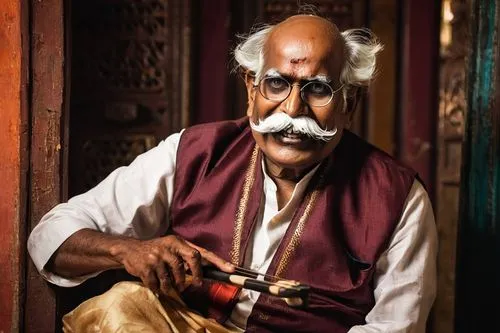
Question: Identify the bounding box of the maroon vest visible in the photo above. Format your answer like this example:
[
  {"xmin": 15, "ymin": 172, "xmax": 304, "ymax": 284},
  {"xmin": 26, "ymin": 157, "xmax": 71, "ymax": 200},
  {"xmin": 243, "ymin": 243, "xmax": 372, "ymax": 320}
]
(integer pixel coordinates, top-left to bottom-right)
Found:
[{"xmin": 170, "ymin": 118, "xmax": 416, "ymax": 332}]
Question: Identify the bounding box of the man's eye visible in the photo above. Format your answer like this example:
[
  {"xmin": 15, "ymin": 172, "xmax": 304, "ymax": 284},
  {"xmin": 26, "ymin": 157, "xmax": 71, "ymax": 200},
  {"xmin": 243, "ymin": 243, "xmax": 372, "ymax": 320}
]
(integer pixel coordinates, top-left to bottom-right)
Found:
[
  {"xmin": 307, "ymin": 82, "xmax": 329, "ymax": 95},
  {"xmin": 268, "ymin": 78, "xmax": 287, "ymax": 89}
]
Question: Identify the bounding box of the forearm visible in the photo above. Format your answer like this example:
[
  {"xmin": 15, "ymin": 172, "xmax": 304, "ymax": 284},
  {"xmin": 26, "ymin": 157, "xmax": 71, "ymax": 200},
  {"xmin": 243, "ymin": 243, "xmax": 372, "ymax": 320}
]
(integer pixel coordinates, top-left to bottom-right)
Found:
[
  {"xmin": 47, "ymin": 228, "xmax": 137, "ymax": 278},
  {"xmin": 48, "ymin": 229, "xmax": 234, "ymax": 294}
]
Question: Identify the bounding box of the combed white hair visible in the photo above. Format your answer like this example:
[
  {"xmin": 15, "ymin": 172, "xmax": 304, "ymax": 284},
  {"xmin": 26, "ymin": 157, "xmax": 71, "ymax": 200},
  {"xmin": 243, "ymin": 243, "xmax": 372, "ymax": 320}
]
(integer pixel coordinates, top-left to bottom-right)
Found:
[
  {"xmin": 339, "ymin": 28, "xmax": 383, "ymax": 111},
  {"xmin": 339, "ymin": 28, "xmax": 383, "ymax": 87},
  {"xmin": 232, "ymin": 17, "xmax": 383, "ymax": 110},
  {"xmin": 233, "ymin": 25, "xmax": 274, "ymax": 83}
]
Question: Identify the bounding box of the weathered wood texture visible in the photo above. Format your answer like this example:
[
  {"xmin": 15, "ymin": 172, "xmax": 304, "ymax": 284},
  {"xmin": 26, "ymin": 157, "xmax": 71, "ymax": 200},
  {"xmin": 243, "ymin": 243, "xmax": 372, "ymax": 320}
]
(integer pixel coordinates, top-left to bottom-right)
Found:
[
  {"xmin": 0, "ymin": 1, "xmax": 27, "ymax": 332},
  {"xmin": 455, "ymin": 1, "xmax": 499, "ymax": 331},
  {"xmin": 24, "ymin": 0, "xmax": 66, "ymax": 331}
]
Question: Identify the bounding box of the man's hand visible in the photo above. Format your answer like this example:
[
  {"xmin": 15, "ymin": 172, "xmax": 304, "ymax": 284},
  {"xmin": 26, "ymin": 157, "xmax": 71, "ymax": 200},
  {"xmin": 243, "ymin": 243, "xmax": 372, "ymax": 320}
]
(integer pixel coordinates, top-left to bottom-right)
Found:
[
  {"xmin": 111, "ymin": 235, "xmax": 235, "ymax": 295},
  {"xmin": 47, "ymin": 229, "xmax": 234, "ymax": 296}
]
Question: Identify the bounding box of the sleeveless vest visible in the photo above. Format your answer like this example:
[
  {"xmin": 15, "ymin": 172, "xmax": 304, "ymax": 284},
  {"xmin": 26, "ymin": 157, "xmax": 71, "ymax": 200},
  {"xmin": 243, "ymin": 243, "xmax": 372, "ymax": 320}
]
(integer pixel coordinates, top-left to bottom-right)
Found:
[{"xmin": 170, "ymin": 117, "xmax": 416, "ymax": 332}]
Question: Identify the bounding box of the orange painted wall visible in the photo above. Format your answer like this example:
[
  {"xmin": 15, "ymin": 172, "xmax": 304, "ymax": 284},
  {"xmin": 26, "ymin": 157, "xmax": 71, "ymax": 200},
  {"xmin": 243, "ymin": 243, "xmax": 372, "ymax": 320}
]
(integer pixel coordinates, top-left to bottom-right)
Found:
[{"xmin": 0, "ymin": 0, "xmax": 23, "ymax": 331}]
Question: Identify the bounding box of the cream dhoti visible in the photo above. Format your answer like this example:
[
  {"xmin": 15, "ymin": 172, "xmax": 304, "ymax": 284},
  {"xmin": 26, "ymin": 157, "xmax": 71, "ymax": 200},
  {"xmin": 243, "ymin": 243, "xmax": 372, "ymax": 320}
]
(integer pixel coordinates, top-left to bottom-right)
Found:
[{"xmin": 62, "ymin": 281, "xmax": 234, "ymax": 333}]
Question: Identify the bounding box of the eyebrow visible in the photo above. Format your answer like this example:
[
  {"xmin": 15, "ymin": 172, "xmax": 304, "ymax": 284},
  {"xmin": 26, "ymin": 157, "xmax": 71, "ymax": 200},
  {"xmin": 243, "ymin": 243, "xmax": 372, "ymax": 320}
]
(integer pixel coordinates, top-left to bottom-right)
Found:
[
  {"xmin": 263, "ymin": 68, "xmax": 332, "ymax": 83},
  {"xmin": 309, "ymin": 74, "xmax": 332, "ymax": 84},
  {"xmin": 263, "ymin": 68, "xmax": 282, "ymax": 78}
]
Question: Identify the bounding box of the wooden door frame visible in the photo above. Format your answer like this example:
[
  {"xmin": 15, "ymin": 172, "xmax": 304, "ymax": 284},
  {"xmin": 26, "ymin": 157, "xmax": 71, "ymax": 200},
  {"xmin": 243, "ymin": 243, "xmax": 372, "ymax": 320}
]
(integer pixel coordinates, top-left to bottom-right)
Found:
[
  {"xmin": 0, "ymin": 0, "xmax": 63, "ymax": 331},
  {"xmin": 0, "ymin": 0, "xmax": 30, "ymax": 331},
  {"xmin": 23, "ymin": 0, "xmax": 68, "ymax": 331}
]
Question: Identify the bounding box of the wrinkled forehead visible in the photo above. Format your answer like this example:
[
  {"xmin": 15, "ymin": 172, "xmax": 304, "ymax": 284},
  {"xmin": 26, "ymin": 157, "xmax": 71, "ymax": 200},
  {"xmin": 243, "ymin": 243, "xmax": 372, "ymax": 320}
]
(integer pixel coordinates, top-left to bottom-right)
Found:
[{"xmin": 263, "ymin": 16, "xmax": 345, "ymax": 80}]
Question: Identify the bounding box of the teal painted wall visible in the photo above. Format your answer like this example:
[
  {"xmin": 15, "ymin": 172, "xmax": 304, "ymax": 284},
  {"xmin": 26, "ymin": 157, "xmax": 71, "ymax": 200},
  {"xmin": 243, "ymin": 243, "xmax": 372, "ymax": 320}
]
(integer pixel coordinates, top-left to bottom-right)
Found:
[{"xmin": 455, "ymin": 1, "xmax": 499, "ymax": 331}]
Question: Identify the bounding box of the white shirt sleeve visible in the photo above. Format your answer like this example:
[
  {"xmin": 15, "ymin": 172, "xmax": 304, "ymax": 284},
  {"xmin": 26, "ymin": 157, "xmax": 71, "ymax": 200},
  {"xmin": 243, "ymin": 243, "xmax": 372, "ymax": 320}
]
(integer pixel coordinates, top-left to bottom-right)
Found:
[
  {"xmin": 27, "ymin": 131, "xmax": 183, "ymax": 287},
  {"xmin": 348, "ymin": 180, "xmax": 438, "ymax": 333}
]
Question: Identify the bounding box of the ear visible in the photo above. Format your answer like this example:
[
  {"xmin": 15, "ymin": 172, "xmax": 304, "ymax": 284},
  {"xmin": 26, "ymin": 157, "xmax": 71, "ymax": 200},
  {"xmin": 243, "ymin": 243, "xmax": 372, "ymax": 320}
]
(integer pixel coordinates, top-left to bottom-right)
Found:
[
  {"xmin": 341, "ymin": 87, "xmax": 361, "ymax": 129},
  {"xmin": 344, "ymin": 87, "xmax": 361, "ymax": 114},
  {"xmin": 244, "ymin": 71, "xmax": 257, "ymax": 117}
]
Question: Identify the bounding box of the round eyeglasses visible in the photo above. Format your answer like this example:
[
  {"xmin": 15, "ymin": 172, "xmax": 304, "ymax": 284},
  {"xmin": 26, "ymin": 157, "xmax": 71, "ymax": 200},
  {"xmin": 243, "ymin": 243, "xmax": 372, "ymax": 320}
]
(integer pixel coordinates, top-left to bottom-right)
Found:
[{"xmin": 255, "ymin": 76, "xmax": 343, "ymax": 107}]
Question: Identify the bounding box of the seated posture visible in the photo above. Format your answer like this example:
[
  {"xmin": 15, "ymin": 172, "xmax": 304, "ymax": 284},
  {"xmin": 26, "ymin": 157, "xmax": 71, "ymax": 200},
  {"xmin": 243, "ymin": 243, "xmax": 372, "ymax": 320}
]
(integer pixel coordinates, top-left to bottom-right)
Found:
[{"xmin": 28, "ymin": 14, "xmax": 437, "ymax": 333}]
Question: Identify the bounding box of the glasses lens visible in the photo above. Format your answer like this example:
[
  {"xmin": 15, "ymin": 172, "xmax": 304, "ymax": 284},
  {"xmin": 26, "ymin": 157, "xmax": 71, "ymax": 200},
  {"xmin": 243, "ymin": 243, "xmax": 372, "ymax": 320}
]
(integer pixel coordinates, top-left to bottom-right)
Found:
[
  {"xmin": 260, "ymin": 77, "xmax": 290, "ymax": 101},
  {"xmin": 301, "ymin": 82, "xmax": 334, "ymax": 107}
]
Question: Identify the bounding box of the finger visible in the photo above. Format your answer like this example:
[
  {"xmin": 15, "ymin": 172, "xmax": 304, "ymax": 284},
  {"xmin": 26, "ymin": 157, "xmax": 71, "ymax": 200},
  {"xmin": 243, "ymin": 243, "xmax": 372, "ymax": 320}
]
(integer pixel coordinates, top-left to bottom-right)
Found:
[
  {"xmin": 185, "ymin": 241, "xmax": 235, "ymax": 273},
  {"xmin": 176, "ymin": 244, "xmax": 203, "ymax": 287},
  {"xmin": 167, "ymin": 237, "xmax": 203, "ymax": 287},
  {"xmin": 162, "ymin": 251, "xmax": 186, "ymax": 291},
  {"xmin": 142, "ymin": 270, "xmax": 160, "ymax": 294},
  {"xmin": 156, "ymin": 263, "xmax": 171, "ymax": 295}
]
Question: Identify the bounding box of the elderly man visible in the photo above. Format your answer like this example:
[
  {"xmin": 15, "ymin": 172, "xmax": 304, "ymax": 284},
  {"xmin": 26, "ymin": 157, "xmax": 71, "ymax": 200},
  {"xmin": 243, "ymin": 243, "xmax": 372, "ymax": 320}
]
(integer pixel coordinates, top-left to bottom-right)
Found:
[{"xmin": 28, "ymin": 14, "xmax": 437, "ymax": 332}]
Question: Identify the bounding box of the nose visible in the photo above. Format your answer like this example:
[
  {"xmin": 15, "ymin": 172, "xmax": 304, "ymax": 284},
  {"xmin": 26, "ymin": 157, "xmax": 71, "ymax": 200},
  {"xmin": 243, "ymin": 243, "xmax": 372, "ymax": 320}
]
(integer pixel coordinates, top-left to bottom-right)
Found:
[{"xmin": 282, "ymin": 84, "xmax": 306, "ymax": 117}]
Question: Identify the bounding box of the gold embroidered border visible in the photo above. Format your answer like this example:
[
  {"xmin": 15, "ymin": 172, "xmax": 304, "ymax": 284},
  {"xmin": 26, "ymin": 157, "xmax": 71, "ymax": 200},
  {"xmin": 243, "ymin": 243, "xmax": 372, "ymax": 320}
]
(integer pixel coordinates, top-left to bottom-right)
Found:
[
  {"xmin": 230, "ymin": 145, "xmax": 259, "ymax": 264},
  {"xmin": 275, "ymin": 172, "xmax": 325, "ymax": 277}
]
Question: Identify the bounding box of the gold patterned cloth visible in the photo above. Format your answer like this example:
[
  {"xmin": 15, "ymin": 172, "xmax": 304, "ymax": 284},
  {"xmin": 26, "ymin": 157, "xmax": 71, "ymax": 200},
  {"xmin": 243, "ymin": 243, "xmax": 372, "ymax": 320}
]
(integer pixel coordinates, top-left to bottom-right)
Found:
[{"xmin": 62, "ymin": 281, "xmax": 233, "ymax": 333}]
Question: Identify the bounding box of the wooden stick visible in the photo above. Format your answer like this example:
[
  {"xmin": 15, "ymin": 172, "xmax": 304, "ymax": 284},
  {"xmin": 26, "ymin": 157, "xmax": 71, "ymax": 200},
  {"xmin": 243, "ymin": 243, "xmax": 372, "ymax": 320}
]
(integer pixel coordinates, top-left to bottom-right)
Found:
[{"xmin": 202, "ymin": 266, "xmax": 310, "ymax": 308}]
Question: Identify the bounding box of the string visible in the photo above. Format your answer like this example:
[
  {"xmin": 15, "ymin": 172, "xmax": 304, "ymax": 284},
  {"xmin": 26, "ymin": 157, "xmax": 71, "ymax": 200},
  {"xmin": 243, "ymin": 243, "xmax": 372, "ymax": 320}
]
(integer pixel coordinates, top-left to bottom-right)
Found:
[{"xmin": 233, "ymin": 266, "xmax": 296, "ymax": 284}]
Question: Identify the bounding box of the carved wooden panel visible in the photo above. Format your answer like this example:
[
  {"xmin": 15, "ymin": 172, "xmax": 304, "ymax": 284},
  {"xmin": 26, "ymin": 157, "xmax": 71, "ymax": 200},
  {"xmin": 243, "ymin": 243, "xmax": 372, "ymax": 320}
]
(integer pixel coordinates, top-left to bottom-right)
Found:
[
  {"xmin": 69, "ymin": 0, "xmax": 191, "ymax": 195},
  {"xmin": 61, "ymin": 0, "xmax": 192, "ymax": 328},
  {"xmin": 433, "ymin": 1, "xmax": 469, "ymax": 332},
  {"xmin": 72, "ymin": 0, "xmax": 170, "ymax": 96},
  {"xmin": 81, "ymin": 135, "xmax": 157, "ymax": 189}
]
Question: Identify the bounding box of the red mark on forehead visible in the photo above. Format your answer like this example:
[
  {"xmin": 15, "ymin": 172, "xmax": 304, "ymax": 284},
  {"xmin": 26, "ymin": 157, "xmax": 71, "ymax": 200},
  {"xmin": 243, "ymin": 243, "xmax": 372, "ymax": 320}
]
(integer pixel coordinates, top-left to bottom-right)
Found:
[{"xmin": 290, "ymin": 57, "xmax": 306, "ymax": 64}]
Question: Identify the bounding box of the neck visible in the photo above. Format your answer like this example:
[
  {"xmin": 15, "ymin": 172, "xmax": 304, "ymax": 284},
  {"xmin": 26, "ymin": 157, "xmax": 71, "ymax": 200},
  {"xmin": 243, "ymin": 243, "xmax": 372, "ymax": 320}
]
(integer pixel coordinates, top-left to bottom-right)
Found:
[
  {"xmin": 264, "ymin": 158, "xmax": 316, "ymax": 183},
  {"xmin": 264, "ymin": 158, "xmax": 317, "ymax": 210}
]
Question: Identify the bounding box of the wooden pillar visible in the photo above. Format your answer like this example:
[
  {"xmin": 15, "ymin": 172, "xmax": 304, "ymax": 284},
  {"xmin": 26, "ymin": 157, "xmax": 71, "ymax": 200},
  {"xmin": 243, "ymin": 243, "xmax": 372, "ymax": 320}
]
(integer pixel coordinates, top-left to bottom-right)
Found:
[
  {"xmin": 24, "ymin": 0, "xmax": 67, "ymax": 331},
  {"xmin": 367, "ymin": 0, "xmax": 397, "ymax": 154},
  {"xmin": 0, "ymin": 0, "xmax": 28, "ymax": 331},
  {"xmin": 399, "ymin": 0, "xmax": 441, "ymax": 200},
  {"xmin": 455, "ymin": 1, "xmax": 500, "ymax": 331}
]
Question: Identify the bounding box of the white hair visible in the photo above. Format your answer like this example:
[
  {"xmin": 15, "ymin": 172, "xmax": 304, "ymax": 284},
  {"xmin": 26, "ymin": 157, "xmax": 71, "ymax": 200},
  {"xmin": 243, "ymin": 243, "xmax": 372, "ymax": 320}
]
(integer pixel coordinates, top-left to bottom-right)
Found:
[
  {"xmin": 233, "ymin": 25, "xmax": 274, "ymax": 83},
  {"xmin": 232, "ymin": 18, "xmax": 383, "ymax": 110},
  {"xmin": 339, "ymin": 28, "xmax": 383, "ymax": 110}
]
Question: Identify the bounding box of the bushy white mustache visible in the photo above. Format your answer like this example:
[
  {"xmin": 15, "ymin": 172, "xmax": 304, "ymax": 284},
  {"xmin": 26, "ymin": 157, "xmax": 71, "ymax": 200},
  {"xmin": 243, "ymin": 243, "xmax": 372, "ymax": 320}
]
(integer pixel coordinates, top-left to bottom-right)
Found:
[{"xmin": 249, "ymin": 113, "xmax": 337, "ymax": 142}]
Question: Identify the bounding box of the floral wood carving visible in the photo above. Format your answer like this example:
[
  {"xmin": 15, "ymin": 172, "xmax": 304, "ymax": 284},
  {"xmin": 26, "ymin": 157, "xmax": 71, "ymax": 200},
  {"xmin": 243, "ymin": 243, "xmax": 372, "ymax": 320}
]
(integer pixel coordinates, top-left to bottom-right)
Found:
[
  {"xmin": 434, "ymin": 1, "xmax": 469, "ymax": 333},
  {"xmin": 70, "ymin": 0, "xmax": 191, "ymax": 195},
  {"xmin": 72, "ymin": 0, "xmax": 170, "ymax": 94}
]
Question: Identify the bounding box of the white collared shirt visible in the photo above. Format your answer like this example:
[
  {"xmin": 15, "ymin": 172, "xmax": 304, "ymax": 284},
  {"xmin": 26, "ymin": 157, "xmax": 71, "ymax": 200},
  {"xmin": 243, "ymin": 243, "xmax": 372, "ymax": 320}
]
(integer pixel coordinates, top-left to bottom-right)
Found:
[
  {"xmin": 28, "ymin": 131, "xmax": 437, "ymax": 332},
  {"xmin": 226, "ymin": 161, "xmax": 320, "ymax": 331}
]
